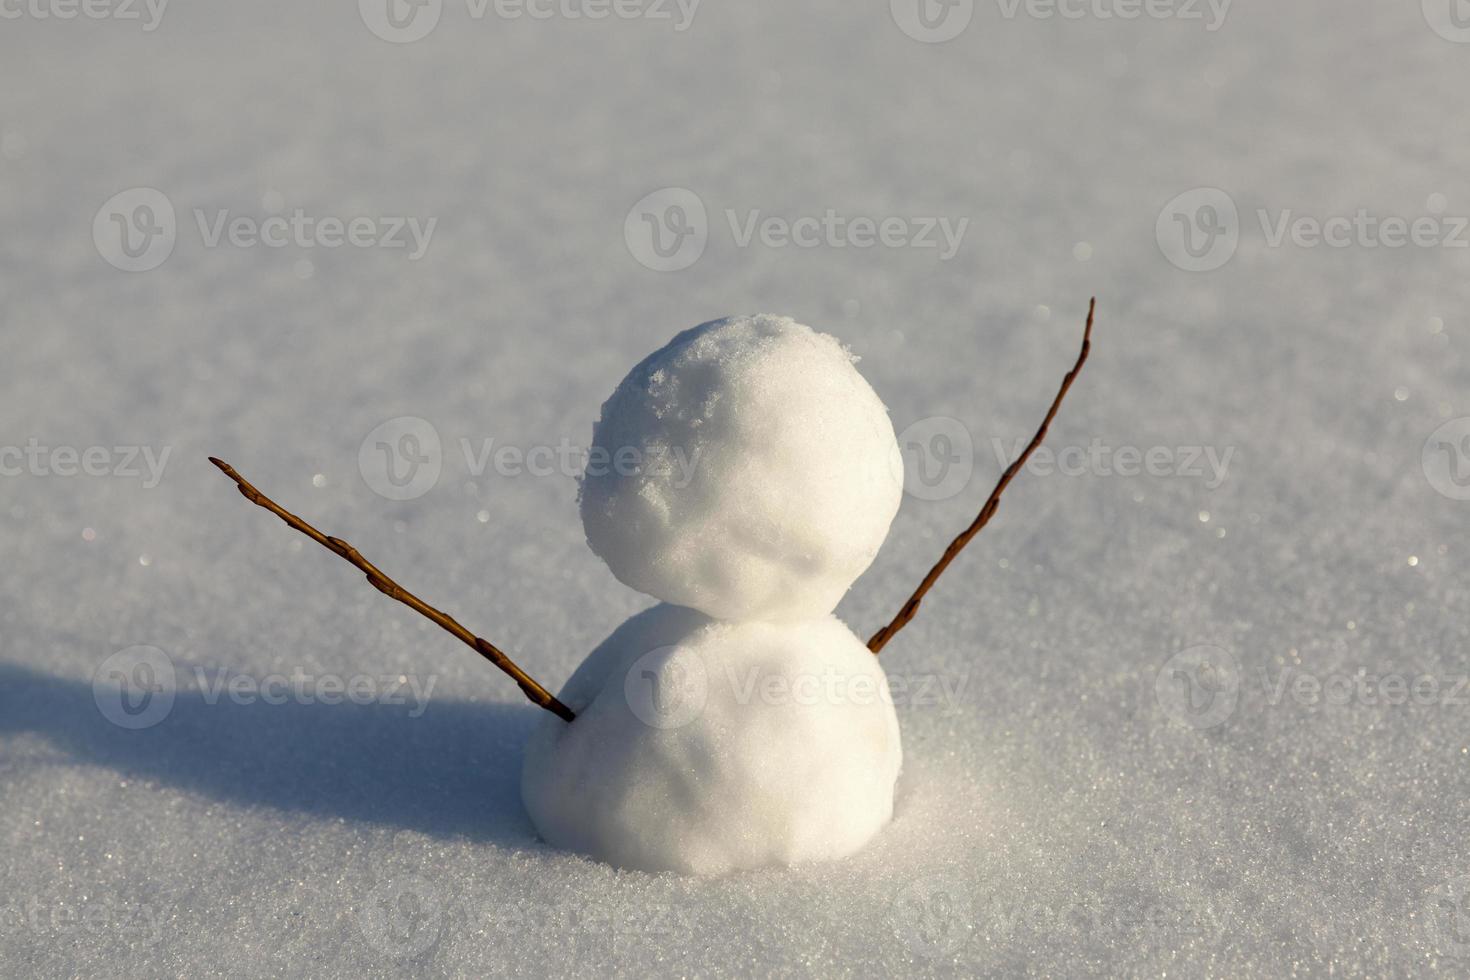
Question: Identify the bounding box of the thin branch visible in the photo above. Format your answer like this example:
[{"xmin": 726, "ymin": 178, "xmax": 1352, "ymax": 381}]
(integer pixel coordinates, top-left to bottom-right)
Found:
[
  {"xmin": 208, "ymin": 457, "xmax": 575, "ymax": 722},
  {"xmin": 868, "ymin": 297, "xmax": 1096, "ymax": 655}
]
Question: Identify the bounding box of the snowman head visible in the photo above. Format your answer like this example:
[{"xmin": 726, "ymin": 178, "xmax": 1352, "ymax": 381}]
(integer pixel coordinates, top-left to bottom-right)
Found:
[{"xmin": 579, "ymin": 314, "xmax": 904, "ymax": 622}]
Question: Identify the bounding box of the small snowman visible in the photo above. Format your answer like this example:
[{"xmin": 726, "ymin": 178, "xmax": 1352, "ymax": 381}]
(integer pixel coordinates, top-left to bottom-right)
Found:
[
  {"xmin": 523, "ymin": 314, "xmax": 906, "ymax": 874},
  {"xmin": 212, "ymin": 302, "xmax": 1092, "ymax": 877}
]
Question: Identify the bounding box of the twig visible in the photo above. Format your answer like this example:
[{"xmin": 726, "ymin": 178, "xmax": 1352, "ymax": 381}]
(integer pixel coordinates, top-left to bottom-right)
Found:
[
  {"xmin": 868, "ymin": 298, "xmax": 1095, "ymax": 655},
  {"xmin": 208, "ymin": 457, "xmax": 575, "ymax": 722}
]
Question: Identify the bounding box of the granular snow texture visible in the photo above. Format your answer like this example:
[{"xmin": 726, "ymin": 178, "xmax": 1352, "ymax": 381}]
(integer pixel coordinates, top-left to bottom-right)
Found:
[{"xmin": 3, "ymin": 1, "xmax": 1470, "ymax": 977}]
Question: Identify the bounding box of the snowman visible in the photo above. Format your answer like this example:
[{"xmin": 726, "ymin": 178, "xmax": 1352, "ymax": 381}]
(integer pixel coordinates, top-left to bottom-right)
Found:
[
  {"xmin": 211, "ymin": 303, "xmax": 1092, "ymax": 876},
  {"xmin": 522, "ymin": 314, "xmax": 906, "ymax": 874}
]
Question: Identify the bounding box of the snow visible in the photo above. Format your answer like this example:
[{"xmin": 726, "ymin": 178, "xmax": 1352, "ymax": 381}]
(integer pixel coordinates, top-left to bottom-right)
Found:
[
  {"xmin": 522, "ymin": 604, "xmax": 902, "ymax": 874},
  {"xmin": 4, "ymin": 0, "xmax": 1470, "ymax": 975},
  {"xmin": 580, "ymin": 314, "xmax": 902, "ymax": 622}
]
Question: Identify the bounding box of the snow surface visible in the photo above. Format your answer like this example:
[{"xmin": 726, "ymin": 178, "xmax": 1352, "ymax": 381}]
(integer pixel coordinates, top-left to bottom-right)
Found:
[
  {"xmin": 4, "ymin": 0, "xmax": 1470, "ymax": 976},
  {"xmin": 522, "ymin": 605, "xmax": 902, "ymax": 874},
  {"xmin": 581, "ymin": 314, "xmax": 902, "ymax": 622}
]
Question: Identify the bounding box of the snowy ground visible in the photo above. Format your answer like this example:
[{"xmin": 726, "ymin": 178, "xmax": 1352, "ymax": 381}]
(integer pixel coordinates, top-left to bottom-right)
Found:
[{"xmin": 4, "ymin": 0, "xmax": 1470, "ymax": 975}]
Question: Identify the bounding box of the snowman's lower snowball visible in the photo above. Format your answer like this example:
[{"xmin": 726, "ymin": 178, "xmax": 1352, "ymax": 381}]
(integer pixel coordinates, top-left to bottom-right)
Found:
[{"xmin": 521, "ymin": 604, "xmax": 903, "ymax": 874}]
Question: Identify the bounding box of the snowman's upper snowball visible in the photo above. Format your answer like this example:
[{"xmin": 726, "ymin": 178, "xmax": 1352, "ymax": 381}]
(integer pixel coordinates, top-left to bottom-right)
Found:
[
  {"xmin": 521, "ymin": 604, "xmax": 903, "ymax": 874},
  {"xmin": 580, "ymin": 315, "xmax": 903, "ymax": 622}
]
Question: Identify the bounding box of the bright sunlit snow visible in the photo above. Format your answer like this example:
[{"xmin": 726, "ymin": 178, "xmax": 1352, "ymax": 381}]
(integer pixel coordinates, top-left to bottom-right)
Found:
[{"xmin": 4, "ymin": 0, "xmax": 1470, "ymax": 976}]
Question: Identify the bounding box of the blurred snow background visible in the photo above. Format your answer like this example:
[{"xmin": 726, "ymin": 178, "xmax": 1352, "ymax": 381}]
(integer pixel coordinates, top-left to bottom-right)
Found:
[{"xmin": 4, "ymin": 0, "xmax": 1470, "ymax": 975}]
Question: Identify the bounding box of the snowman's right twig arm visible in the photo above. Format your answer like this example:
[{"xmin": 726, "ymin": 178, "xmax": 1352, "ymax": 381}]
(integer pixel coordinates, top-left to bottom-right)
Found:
[
  {"xmin": 867, "ymin": 297, "xmax": 1095, "ymax": 655},
  {"xmin": 208, "ymin": 457, "xmax": 576, "ymax": 722}
]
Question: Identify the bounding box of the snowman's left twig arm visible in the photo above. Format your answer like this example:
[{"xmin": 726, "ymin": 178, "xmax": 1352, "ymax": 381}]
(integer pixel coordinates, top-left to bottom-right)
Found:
[
  {"xmin": 867, "ymin": 297, "xmax": 1095, "ymax": 655},
  {"xmin": 207, "ymin": 457, "xmax": 576, "ymax": 722}
]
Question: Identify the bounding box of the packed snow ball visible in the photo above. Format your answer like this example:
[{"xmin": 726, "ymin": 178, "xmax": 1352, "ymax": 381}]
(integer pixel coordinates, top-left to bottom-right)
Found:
[
  {"xmin": 580, "ymin": 315, "xmax": 903, "ymax": 622},
  {"xmin": 521, "ymin": 604, "xmax": 904, "ymax": 874}
]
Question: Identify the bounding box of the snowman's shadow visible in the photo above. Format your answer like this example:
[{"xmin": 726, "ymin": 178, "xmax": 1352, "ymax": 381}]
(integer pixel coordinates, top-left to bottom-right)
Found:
[{"xmin": 0, "ymin": 662, "xmax": 543, "ymax": 846}]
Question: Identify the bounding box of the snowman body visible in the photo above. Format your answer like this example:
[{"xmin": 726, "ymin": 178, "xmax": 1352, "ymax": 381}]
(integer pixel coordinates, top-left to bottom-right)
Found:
[{"xmin": 522, "ymin": 315, "xmax": 906, "ymax": 874}]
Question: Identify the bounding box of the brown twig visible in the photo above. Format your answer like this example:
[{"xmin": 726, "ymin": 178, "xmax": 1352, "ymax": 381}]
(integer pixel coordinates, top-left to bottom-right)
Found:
[
  {"xmin": 868, "ymin": 298, "xmax": 1096, "ymax": 655},
  {"xmin": 208, "ymin": 457, "xmax": 575, "ymax": 722}
]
